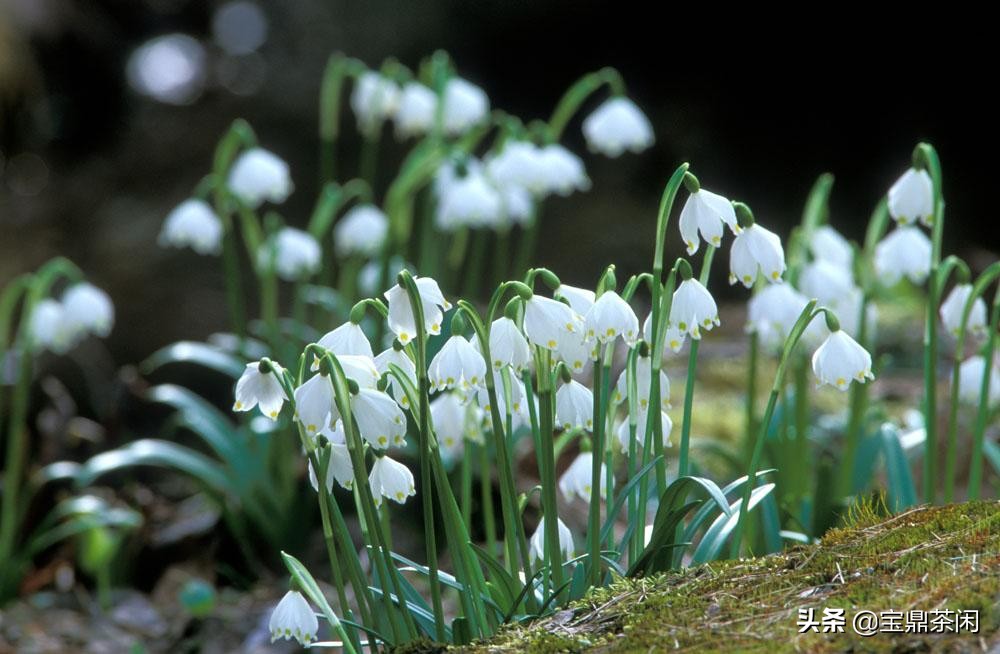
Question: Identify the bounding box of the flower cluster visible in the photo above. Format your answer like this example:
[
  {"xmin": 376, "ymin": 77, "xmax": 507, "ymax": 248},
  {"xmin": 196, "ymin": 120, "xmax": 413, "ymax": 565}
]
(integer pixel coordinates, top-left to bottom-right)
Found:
[{"xmin": 29, "ymin": 282, "xmax": 115, "ymax": 354}]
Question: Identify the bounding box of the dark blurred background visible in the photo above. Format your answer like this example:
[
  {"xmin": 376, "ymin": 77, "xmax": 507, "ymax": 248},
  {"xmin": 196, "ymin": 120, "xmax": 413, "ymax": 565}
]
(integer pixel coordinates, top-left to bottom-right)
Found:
[{"xmin": 1, "ymin": 0, "xmax": 995, "ymax": 366}]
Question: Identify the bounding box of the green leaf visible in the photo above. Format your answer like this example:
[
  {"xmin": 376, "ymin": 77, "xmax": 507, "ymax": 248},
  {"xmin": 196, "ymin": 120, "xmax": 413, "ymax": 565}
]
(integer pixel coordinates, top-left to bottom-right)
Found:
[
  {"xmin": 600, "ymin": 455, "xmax": 662, "ymax": 547},
  {"xmin": 471, "ymin": 543, "xmax": 516, "ymax": 610},
  {"xmin": 984, "ymin": 440, "xmax": 1000, "ymax": 478},
  {"xmin": 680, "ymin": 470, "xmax": 776, "ymax": 545},
  {"xmin": 146, "ymin": 385, "xmax": 241, "ymax": 465},
  {"xmin": 880, "ymin": 423, "xmax": 917, "ymax": 511},
  {"xmin": 692, "ymin": 483, "xmax": 776, "ymax": 564},
  {"xmin": 26, "ymin": 495, "xmax": 142, "ymax": 557},
  {"xmin": 74, "ymin": 439, "xmax": 235, "ymax": 495},
  {"xmin": 142, "ymin": 341, "xmax": 245, "ymax": 378}
]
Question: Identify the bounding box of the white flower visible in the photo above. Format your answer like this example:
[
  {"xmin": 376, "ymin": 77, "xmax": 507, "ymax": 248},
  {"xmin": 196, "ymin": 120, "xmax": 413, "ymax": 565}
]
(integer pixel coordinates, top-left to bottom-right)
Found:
[
  {"xmin": 159, "ymin": 199, "xmax": 223, "ymax": 255},
  {"xmin": 436, "ymin": 166, "xmax": 503, "ymax": 230},
  {"xmin": 358, "ymin": 256, "xmax": 407, "ymax": 297},
  {"xmin": 317, "ymin": 322, "xmax": 374, "ymax": 360},
  {"xmin": 499, "ymin": 184, "xmax": 534, "ymax": 227},
  {"xmin": 308, "ymin": 423, "xmax": 355, "ymax": 491},
  {"xmin": 523, "ymin": 295, "xmax": 583, "ymax": 352},
  {"xmin": 334, "ymin": 204, "xmax": 388, "ymax": 258},
  {"xmin": 616, "ymin": 409, "xmax": 672, "ymax": 453},
  {"xmin": 374, "ymin": 347, "xmax": 416, "ymax": 408},
  {"xmin": 558, "ymin": 451, "xmax": 609, "ymax": 502},
  {"xmin": 477, "ymin": 371, "xmax": 529, "ymax": 429},
  {"xmin": 258, "ymin": 227, "xmax": 321, "ymax": 281},
  {"xmin": 62, "ymin": 282, "xmax": 114, "ymax": 338},
  {"xmin": 556, "ymin": 332, "xmax": 597, "ymax": 375},
  {"xmin": 369, "ymin": 455, "xmax": 416, "ymax": 506},
  {"xmin": 811, "ymin": 329, "xmax": 874, "ymax": 391},
  {"xmin": 384, "ymin": 276, "xmax": 452, "ymax": 344},
  {"xmin": 529, "ymin": 516, "xmax": 573, "ymax": 562},
  {"xmin": 746, "ymin": 283, "xmax": 811, "ymax": 350},
  {"xmin": 394, "ymin": 81, "xmax": 436, "ymax": 138},
  {"xmin": 939, "ymin": 284, "xmax": 988, "ymax": 340},
  {"xmin": 555, "ymin": 284, "xmax": 595, "ymax": 315},
  {"xmin": 489, "ymin": 317, "xmax": 531, "ymax": 373},
  {"xmin": 268, "ymin": 590, "xmax": 318, "ymax": 645},
  {"xmin": 233, "ymin": 362, "xmax": 287, "ymax": 419},
  {"xmin": 613, "ymin": 354, "xmax": 670, "ymax": 412},
  {"xmin": 958, "ymin": 356, "xmax": 1000, "ymax": 405},
  {"xmin": 350, "ymin": 71, "xmax": 400, "ymax": 131},
  {"xmin": 679, "ymin": 189, "xmax": 738, "ymax": 255},
  {"xmin": 584, "ymin": 291, "xmax": 639, "ymax": 345},
  {"xmin": 729, "ymin": 223, "xmax": 786, "ymax": 287},
  {"xmin": 29, "ymin": 299, "xmax": 74, "ymax": 353},
  {"xmin": 431, "ymin": 392, "xmax": 468, "ymax": 458},
  {"xmin": 581, "ymin": 97, "xmax": 654, "ymax": 157},
  {"xmin": 888, "ymin": 167, "xmax": 934, "ymax": 226},
  {"xmin": 429, "ymin": 335, "xmax": 486, "ymax": 392},
  {"xmin": 669, "ymin": 278, "xmax": 719, "ymax": 339},
  {"xmin": 809, "ymin": 225, "xmax": 853, "ymax": 269},
  {"xmin": 874, "ymin": 225, "xmax": 932, "ymax": 286},
  {"xmin": 798, "ymin": 259, "xmax": 854, "ymax": 306},
  {"xmin": 352, "ymin": 387, "xmax": 407, "ymax": 449},
  {"xmin": 227, "ymin": 148, "xmax": 292, "ymax": 208},
  {"xmin": 642, "ymin": 314, "xmax": 687, "ymax": 354},
  {"xmin": 536, "ymin": 144, "xmax": 590, "ymax": 197},
  {"xmin": 829, "ymin": 286, "xmax": 876, "ymax": 342},
  {"xmin": 332, "ymin": 354, "xmax": 381, "ymax": 389},
  {"xmin": 555, "ymin": 380, "xmax": 594, "ymax": 431},
  {"xmin": 442, "ymin": 77, "xmax": 489, "ymax": 135},
  {"xmin": 293, "ymin": 373, "xmax": 336, "ymax": 435},
  {"xmin": 486, "ymin": 141, "xmax": 545, "ymax": 194}
]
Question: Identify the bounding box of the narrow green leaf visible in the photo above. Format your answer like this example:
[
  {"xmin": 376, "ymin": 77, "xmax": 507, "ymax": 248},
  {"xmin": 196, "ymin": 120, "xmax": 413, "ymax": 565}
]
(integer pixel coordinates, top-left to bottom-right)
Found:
[
  {"xmin": 74, "ymin": 439, "xmax": 234, "ymax": 495},
  {"xmin": 692, "ymin": 483, "xmax": 776, "ymax": 564},
  {"xmin": 880, "ymin": 423, "xmax": 917, "ymax": 511},
  {"xmin": 142, "ymin": 341, "xmax": 244, "ymax": 378}
]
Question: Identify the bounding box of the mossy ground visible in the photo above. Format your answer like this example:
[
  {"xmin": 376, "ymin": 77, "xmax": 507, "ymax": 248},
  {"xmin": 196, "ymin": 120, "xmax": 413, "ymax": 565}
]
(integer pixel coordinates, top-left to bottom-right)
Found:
[{"xmin": 457, "ymin": 501, "xmax": 1000, "ymax": 653}]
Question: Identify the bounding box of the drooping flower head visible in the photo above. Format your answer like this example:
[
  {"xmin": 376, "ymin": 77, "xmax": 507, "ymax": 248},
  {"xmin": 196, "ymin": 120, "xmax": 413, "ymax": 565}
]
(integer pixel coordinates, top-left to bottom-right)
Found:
[
  {"xmin": 442, "ymin": 77, "xmax": 489, "ymax": 135},
  {"xmin": 258, "ymin": 227, "xmax": 321, "ymax": 281},
  {"xmin": 529, "ymin": 516, "xmax": 574, "ymax": 562},
  {"xmin": 159, "ymin": 199, "xmax": 223, "ymax": 255},
  {"xmin": 350, "ymin": 71, "xmax": 401, "ymax": 132},
  {"xmin": 887, "ymin": 167, "xmax": 934, "ymax": 226},
  {"xmin": 939, "ymin": 283, "xmax": 988, "ymax": 340},
  {"xmin": 334, "ymin": 204, "xmax": 388, "ymax": 258},
  {"xmin": 488, "ymin": 317, "xmax": 532, "ymax": 373},
  {"xmin": 394, "ymin": 81, "xmax": 436, "ymax": 138},
  {"xmin": 679, "ymin": 188, "xmax": 739, "ymax": 255},
  {"xmin": 384, "ymin": 275, "xmax": 452, "ymax": 344},
  {"xmin": 522, "ymin": 294, "xmax": 583, "ymax": 352},
  {"xmin": 268, "ymin": 590, "xmax": 318, "ymax": 646},
  {"xmin": 61, "ymin": 282, "xmax": 115, "ymax": 338},
  {"xmin": 317, "ymin": 322, "xmax": 374, "ymax": 360},
  {"xmin": 874, "ymin": 225, "xmax": 932, "ymax": 286},
  {"xmin": 729, "ymin": 223, "xmax": 786, "ymax": 287},
  {"xmin": 555, "ymin": 379, "xmax": 594, "ymax": 431},
  {"xmin": 616, "ymin": 409, "xmax": 673, "ymax": 453},
  {"xmin": 352, "ymin": 387, "xmax": 407, "ymax": 449},
  {"xmin": 809, "ymin": 225, "xmax": 853, "ymax": 269},
  {"xmin": 558, "ymin": 451, "xmax": 610, "ymax": 502},
  {"xmin": 428, "ymin": 335, "xmax": 486, "ymax": 393},
  {"xmin": 227, "ymin": 148, "xmax": 293, "ymax": 208},
  {"xmin": 535, "ymin": 144, "xmax": 590, "ymax": 197},
  {"xmin": 581, "ymin": 97, "xmax": 654, "ymax": 157},
  {"xmin": 811, "ymin": 329, "xmax": 875, "ymax": 391},
  {"xmin": 746, "ymin": 283, "xmax": 812, "ymax": 350},
  {"xmin": 958, "ymin": 356, "xmax": 1000, "ymax": 405},
  {"xmin": 234, "ymin": 361, "xmax": 287, "ymax": 420},
  {"xmin": 369, "ymin": 455, "xmax": 416, "ymax": 506},
  {"xmin": 669, "ymin": 278, "xmax": 720, "ymax": 339},
  {"xmin": 584, "ymin": 290, "xmax": 639, "ymax": 346}
]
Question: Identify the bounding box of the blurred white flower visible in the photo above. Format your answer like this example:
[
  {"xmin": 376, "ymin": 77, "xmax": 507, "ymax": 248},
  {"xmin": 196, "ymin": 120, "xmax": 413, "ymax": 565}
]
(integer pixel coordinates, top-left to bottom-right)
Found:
[
  {"xmin": 62, "ymin": 282, "xmax": 114, "ymax": 338},
  {"xmin": 160, "ymin": 199, "xmax": 223, "ymax": 255},
  {"xmin": 374, "ymin": 346, "xmax": 416, "ymax": 408},
  {"xmin": 29, "ymin": 299, "xmax": 73, "ymax": 354},
  {"xmin": 669, "ymin": 279, "xmax": 719, "ymax": 339},
  {"xmin": 536, "ymin": 144, "xmax": 590, "ymax": 197},
  {"xmin": 581, "ymin": 97, "xmax": 654, "ymax": 157},
  {"xmin": 430, "ymin": 392, "xmax": 468, "ymax": 459},
  {"xmin": 394, "ymin": 81, "xmax": 436, "ymax": 138},
  {"xmin": 384, "ymin": 276, "xmax": 451, "ymax": 344},
  {"xmin": 486, "ymin": 141, "xmax": 546, "ymax": 195},
  {"xmin": 228, "ymin": 148, "xmax": 292, "ymax": 208},
  {"xmin": 268, "ymin": 590, "xmax": 318, "ymax": 646},
  {"xmin": 811, "ymin": 329, "xmax": 874, "ymax": 391},
  {"xmin": 334, "ymin": 204, "xmax": 388, "ymax": 258},
  {"xmin": 613, "ymin": 354, "xmax": 670, "ymax": 412},
  {"xmin": 369, "ymin": 455, "xmax": 416, "ymax": 506},
  {"xmin": 679, "ymin": 189, "xmax": 738, "ymax": 255},
  {"xmin": 874, "ymin": 225, "xmax": 932, "ymax": 286},
  {"xmin": 746, "ymin": 283, "xmax": 811, "ymax": 350},
  {"xmin": 958, "ymin": 356, "xmax": 1000, "ymax": 405},
  {"xmin": 888, "ymin": 167, "xmax": 934, "ymax": 226},
  {"xmin": 258, "ymin": 228, "xmax": 321, "ymax": 281},
  {"xmin": 558, "ymin": 451, "xmax": 608, "ymax": 502},
  {"xmin": 555, "ymin": 380, "xmax": 594, "ymax": 431},
  {"xmin": 233, "ymin": 361, "xmax": 286, "ymax": 419},
  {"xmin": 729, "ymin": 224, "xmax": 786, "ymax": 287},
  {"xmin": 616, "ymin": 409, "xmax": 672, "ymax": 453},
  {"xmin": 529, "ymin": 516, "xmax": 574, "ymax": 562},
  {"xmin": 442, "ymin": 77, "xmax": 489, "ymax": 135},
  {"xmin": 435, "ymin": 165, "xmax": 503, "ymax": 230},
  {"xmin": 556, "ymin": 332, "xmax": 597, "ymax": 375},
  {"xmin": 798, "ymin": 259, "xmax": 855, "ymax": 305},
  {"xmin": 939, "ymin": 283, "xmax": 988, "ymax": 340},
  {"xmin": 351, "ymin": 71, "xmax": 401, "ymax": 132},
  {"xmin": 809, "ymin": 225, "xmax": 853, "ymax": 269}
]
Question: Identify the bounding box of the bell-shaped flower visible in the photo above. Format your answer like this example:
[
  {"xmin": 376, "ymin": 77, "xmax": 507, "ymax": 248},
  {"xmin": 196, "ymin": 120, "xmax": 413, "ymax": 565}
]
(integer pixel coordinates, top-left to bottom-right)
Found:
[
  {"xmin": 613, "ymin": 354, "xmax": 670, "ymax": 412},
  {"xmin": 746, "ymin": 283, "xmax": 811, "ymax": 350},
  {"xmin": 29, "ymin": 299, "xmax": 74, "ymax": 354},
  {"xmin": 616, "ymin": 409, "xmax": 672, "ymax": 453},
  {"xmin": 669, "ymin": 278, "xmax": 720, "ymax": 339},
  {"xmin": 536, "ymin": 144, "xmax": 590, "ymax": 197},
  {"xmin": 486, "ymin": 141, "xmax": 546, "ymax": 195},
  {"xmin": 581, "ymin": 97, "xmax": 654, "ymax": 157},
  {"xmin": 442, "ymin": 77, "xmax": 489, "ymax": 135},
  {"xmin": 375, "ymin": 346, "xmax": 417, "ymax": 408},
  {"xmin": 268, "ymin": 590, "xmax": 318, "ymax": 646},
  {"xmin": 258, "ymin": 227, "xmax": 321, "ymax": 281},
  {"xmin": 394, "ymin": 81, "xmax": 436, "ymax": 138},
  {"xmin": 234, "ymin": 361, "xmax": 287, "ymax": 419},
  {"xmin": 435, "ymin": 166, "xmax": 503, "ymax": 230},
  {"xmin": 62, "ymin": 282, "xmax": 114, "ymax": 338},
  {"xmin": 643, "ymin": 314, "xmax": 687, "ymax": 354},
  {"xmin": 384, "ymin": 275, "xmax": 451, "ymax": 344},
  {"xmin": 797, "ymin": 259, "xmax": 854, "ymax": 306},
  {"xmin": 489, "ymin": 317, "xmax": 531, "ymax": 373},
  {"xmin": 555, "ymin": 380, "xmax": 594, "ymax": 431},
  {"xmin": 431, "ymin": 392, "xmax": 468, "ymax": 459},
  {"xmin": 159, "ymin": 199, "xmax": 223, "ymax": 255},
  {"xmin": 874, "ymin": 225, "xmax": 932, "ymax": 286},
  {"xmin": 429, "ymin": 335, "xmax": 486, "ymax": 392},
  {"xmin": 556, "ymin": 331, "xmax": 597, "ymax": 376},
  {"xmin": 499, "ymin": 185, "xmax": 533, "ymax": 226},
  {"xmin": 888, "ymin": 167, "xmax": 934, "ymax": 226},
  {"xmin": 939, "ymin": 283, "xmax": 988, "ymax": 340},
  {"xmin": 811, "ymin": 329, "xmax": 875, "ymax": 391},
  {"xmin": 555, "ymin": 284, "xmax": 595, "ymax": 315},
  {"xmin": 308, "ymin": 423, "xmax": 355, "ymax": 491},
  {"xmin": 477, "ymin": 371, "xmax": 529, "ymax": 429},
  {"xmin": 523, "ymin": 295, "xmax": 583, "ymax": 352},
  {"xmin": 809, "ymin": 225, "xmax": 853, "ymax": 269},
  {"xmin": 293, "ymin": 373, "xmax": 336, "ymax": 436},
  {"xmin": 829, "ymin": 286, "xmax": 876, "ymax": 342},
  {"xmin": 679, "ymin": 189, "xmax": 738, "ymax": 255},
  {"xmin": 729, "ymin": 223, "xmax": 786, "ymax": 287},
  {"xmin": 958, "ymin": 356, "xmax": 1000, "ymax": 405},
  {"xmin": 317, "ymin": 322, "xmax": 374, "ymax": 360},
  {"xmin": 585, "ymin": 290, "xmax": 639, "ymax": 345},
  {"xmin": 529, "ymin": 516, "xmax": 574, "ymax": 562},
  {"xmin": 227, "ymin": 148, "xmax": 292, "ymax": 208},
  {"xmin": 558, "ymin": 451, "xmax": 609, "ymax": 502},
  {"xmin": 333, "ymin": 354, "xmax": 381, "ymax": 389},
  {"xmin": 334, "ymin": 204, "xmax": 388, "ymax": 258},
  {"xmin": 352, "ymin": 387, "xmax": 407, "ymax": 449},
  {"xmin": 350, "ymin": 71, "xmax": 400, "ymax": 132},
  {"xmin": 369, "ymin": 455, "xmax": 416, "ymax": 506}
]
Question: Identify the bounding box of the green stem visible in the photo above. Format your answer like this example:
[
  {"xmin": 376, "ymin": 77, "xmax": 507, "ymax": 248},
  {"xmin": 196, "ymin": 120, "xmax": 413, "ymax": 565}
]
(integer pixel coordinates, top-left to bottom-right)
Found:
[
  {"xmin": 461, "ymin": 440, "xmax": 474, "ymax": 531},
  {"xmin": 480, "ymin": 441, "xmax": 497, "ymax": 556},
  {"xmin": 969, "ymin": 292, "xmax": 1000, "ymax": 499},
  {"xmin": 678, "ymin": 246, "xmax": 715, "ymax": 478},
  {"xmin": 547, "ymin": 67, "xmax": 625, "ymax": 140},
  {"xmin": 534, "ymin": 347, "xmax": 564, "ymax": 594},
  {"xmin": 745, "ymin": 333, "xmax": 759, "ymax": 467},
  {"xmin": 587, "ymin": 362, "xmax": 604, "ymax": 586}
]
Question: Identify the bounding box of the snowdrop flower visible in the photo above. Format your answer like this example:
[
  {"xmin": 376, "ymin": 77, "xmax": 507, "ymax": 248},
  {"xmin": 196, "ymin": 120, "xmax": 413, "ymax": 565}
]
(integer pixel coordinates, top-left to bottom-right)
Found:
[
  {"xmin": 384, "ymin": 276, "xmax": 451, "ymax": 344},
  {"xmin": 829, "ymin": 287, "xmax": 877, "ymax": 342},
  {"xmin": 431, "ymin": 392, "xmax": 468, "ymax": 458},
  {"xmin": 159, "ymin": 199, "xmax": 223, "ymax": 255},
  {"xmin": 939, "ymin": 284, "xmax": 988, "ymax": 339},
  {"xmin": 334, "ymin": 204, "xmax": 388, "ymax": 258},
  {"xmin": 679, "ymin": 189, "xmax": 738, "ymax": 255},
  {"xmin": 486, "ymin": 141, "xmax": 545, "ymax": 194},
  {"xmin": 529, "ymin": 516, "xmax": 574, "ymax": 562},
  {"xmin": 29, "ymin": 299, "xmax": 73, "ymax": 353},
  {"xmin": 436, "ymin": 167, "xmax": 503, "ymax": 230},
  {"xmin": 268, "ymin": 590, "xmax": 318, "ymax": 646},
  {"xmin": 642, "ymin": 314, "xmax": 687, "ymax": 354},
  {"xmin": 293, "ymin": 373, "xmax": 336, "ymax": 436},
  {"xmin": 489, "ymin": 317, "xmax": 531, "ymax": 373},
  {"xmin": 369, "ymin": 455, "xmax": 416, "ymax": 506},
  {"xmin": 429, "ymin": 335, "xmax": 486, "ymax": 392},
  {"xmin": 669, "ymin": 279, "xmax": 720, "ymax": 339},
  {"xmin": 308, "ymin": 423, "xmax": 354, "ymax": 491},
  {"xmin": 746, "ymin": 283, "xmax": 811, "ymax": 350},
  {"xmin": 798, "ymin": 260, "xmax": 855, "ymax": 305},
  {"xmin": 442, "ymin": 77, "xmax": 489, "ymax": 135},
  {"xmin": 317, "ymin": 322, "xmax": 374, "ymax": 359},
  {"xmin": 581, "ymin": 97, "xmax": 654, "ymax": 157},
  {"xmin": 394, "ymin": 81, "xmax": 436, "ymax": 138},
  {"xmin": 558, "ymin": 451, "xmax": 608, "ymax": 502},
  {"xmin": 556, "ymin": 332, "xmax": 597, "ymax": 375},
  {"xmin": 350, "ymin": 71, "xmax": 400, "ymax": 132},
  {"xmin": 585, "ymin": 291, "xmax": 639, "ymax": 345},
  {"xmin": 477, "ymin": 371, "xmax": 528, "ymax": 428},
  {"xmin": 809, "ymin": 225, "xmax": 853, "ymax": 269},
  {"xmin": 523, "ymin": 295, "xmax": 583, "ymax": 352},
  {"xmin": 616, "ymin": 410, "xmax": 672, "ymax": 453},
  {"xmin": 258, "ymin": 228, "xmax": 321, "ymax": 281},
  {"xmin": 888, "ymin": 167, "xmax": 934, "ymax": 226},
  {"xmin": 327, "ymin": 354, "xmax": 380, "ymax": 390},
  {"xmin": 613, "ymin": 355, "xmax": 670, "ymax": 412},
  {"xmin": 811, "ymin": 329, "xmax": 874, "ymax": 391},
  {"xmin": 556, "ymin": 380, "xmax": 594, "ymax": 431},
  {"xmin": 874, "ymin": 225, "xmax": 932, "ymax": 286},
  {"xmin": 555, "ymin": 284, "xmax": 595, "ymax": 315},
  {"xmin": 352, "ymin": 388, "xmax": 407, "ymax": 449},
  {"xmin": 233, "ymin": 361, "xmax": 287, "ymax": 419},
  {"xmin": 62, "ymin": 282, "xmax": 114, "ymax": 338},
  {"xmin": 536, "ymin": 144, "xmax": 590, "ymax": 197},
  {"xmin": 375, "ymin": 346, "xmax": 416, "ymax": 408},
  {"xmin": 958, "ymin": 356, "xmax": 1000, "ymax": 405},
  {"xmin": 227, "ymin": 148, "xmax": 292, "ymax": 208},
  {"xmin": 729, "ymin": 224, "xmax": 786, "ymax": 287}
]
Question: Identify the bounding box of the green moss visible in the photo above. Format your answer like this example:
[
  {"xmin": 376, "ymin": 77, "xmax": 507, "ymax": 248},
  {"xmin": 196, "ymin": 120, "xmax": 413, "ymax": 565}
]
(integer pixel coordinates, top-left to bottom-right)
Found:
[{"xmin": 457, "ymin": 501, "xmax": 1000, "ymax": 653}]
